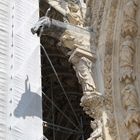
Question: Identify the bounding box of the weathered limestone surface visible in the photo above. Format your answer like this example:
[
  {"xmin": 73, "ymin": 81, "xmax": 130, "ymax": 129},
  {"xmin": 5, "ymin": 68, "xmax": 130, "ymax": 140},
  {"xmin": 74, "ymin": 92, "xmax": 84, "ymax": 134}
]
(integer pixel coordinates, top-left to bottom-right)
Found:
[
  {"xmin": 95, "ymin": 0, "xmax": 140, "ymax": 139},
  {"xmin": 32, "ymin": 0, "xmax": 140, "ymax": 139}
]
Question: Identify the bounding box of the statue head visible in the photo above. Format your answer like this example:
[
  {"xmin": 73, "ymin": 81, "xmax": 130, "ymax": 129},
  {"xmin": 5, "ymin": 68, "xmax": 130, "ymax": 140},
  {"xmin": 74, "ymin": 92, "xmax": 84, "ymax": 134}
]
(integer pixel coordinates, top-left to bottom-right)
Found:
[{"xmin": 68, "ymin": 2, "xmax": 80, "ymax": 12}]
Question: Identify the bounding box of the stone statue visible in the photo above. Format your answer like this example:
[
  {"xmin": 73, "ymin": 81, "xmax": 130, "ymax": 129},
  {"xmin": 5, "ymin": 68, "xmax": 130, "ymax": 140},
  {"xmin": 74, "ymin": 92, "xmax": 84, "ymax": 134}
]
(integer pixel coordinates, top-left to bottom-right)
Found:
[
  {"xmin": 120, "ymin": 36, "xmax": 135, "ymax": 81},
  {"xmin": 70, "ymin": 56, "xmax": 96, "ymax": 96},
  {"xmin": 87, "ymin": 120, "xmax": 103, "ymax": 140},
  {"xmin": 121, "ymin": 83, "xmax": 139, "ymax": 111},
  {"xmin": 66, "ymin": 1, "xmax": 83, "ymax": 26},
  {"xmin": 69, "ymin": 51, "xmax": 103, "ymax": 122},
  {"xmin": 122, "ymin": 0, "xmax": 138, "ymax": 37},
  {"xmin": 120, "ymin": 36, "xmax": 135, "ymax": 68},
  {"xmin": 124, "ymin": 0, "xmax": 137, "ymax": 20}
]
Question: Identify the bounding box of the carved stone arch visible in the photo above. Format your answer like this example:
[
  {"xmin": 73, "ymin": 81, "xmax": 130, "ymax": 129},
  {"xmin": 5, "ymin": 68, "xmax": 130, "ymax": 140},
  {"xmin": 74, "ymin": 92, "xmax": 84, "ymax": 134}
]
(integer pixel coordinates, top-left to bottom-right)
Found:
[{"xmin": 119, "ymin": 1, "xmax": 140, "ymax": 140}]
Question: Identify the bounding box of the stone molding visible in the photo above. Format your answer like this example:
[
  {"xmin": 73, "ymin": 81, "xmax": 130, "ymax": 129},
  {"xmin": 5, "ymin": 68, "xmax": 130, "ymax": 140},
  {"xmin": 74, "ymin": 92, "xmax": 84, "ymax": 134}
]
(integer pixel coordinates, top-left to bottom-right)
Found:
[{"xmin": 103, "ymin": 0, "xmax": 118, "ymax": 139}]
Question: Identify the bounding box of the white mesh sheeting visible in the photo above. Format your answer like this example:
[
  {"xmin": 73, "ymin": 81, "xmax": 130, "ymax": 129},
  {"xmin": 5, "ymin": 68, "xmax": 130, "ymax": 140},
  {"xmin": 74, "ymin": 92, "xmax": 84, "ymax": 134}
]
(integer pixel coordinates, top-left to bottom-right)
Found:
[
  {"xmin": 0, "ymin": 1, "xmax": 10, "ymax": 139},
  {"xmin": 7, "ymin": 0, "xmax": 43, "ymax": 139}
]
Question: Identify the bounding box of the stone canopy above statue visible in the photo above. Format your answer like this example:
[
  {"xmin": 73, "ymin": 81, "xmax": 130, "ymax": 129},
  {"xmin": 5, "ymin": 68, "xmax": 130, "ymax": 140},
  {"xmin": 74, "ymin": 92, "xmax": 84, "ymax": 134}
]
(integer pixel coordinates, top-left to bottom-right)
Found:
[{"xmin": 31, "ymin": 16, "xmax": 95, "ymax": 52}]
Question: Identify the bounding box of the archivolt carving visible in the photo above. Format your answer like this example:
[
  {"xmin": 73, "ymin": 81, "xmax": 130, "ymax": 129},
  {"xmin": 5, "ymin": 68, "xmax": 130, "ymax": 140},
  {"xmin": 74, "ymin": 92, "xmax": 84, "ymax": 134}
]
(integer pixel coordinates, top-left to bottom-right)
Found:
[
  {"xmin": 121, "ymin": 83, "xmax": 139, "ymax": 111},
  {"xmin": 120, "ymin": 0, "xmax": 140, "ymax": 139},
  {"xmin": 103, "ymin": 0, "xmax": 118, "ymax": 139},
  {"xmin": 120, "ymin": 36, "xmax": 135, "ymax": 81},
  {"xmin": 104, "ymin": 55, "xmax": 117, "ymax": 140}
]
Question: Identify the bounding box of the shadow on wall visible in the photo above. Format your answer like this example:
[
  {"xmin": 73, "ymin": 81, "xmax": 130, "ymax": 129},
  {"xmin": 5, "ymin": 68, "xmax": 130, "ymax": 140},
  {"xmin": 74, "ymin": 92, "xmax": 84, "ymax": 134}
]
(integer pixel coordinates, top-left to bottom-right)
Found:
[{"xmin": 14, "ymin": 76, "xmax": 42, "ymax": 119}]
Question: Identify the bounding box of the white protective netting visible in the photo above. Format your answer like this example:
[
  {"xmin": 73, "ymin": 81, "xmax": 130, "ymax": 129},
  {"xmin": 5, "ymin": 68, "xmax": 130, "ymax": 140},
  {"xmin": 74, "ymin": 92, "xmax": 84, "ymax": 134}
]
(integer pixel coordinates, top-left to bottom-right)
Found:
[
  {"xmin": 0, "ymin": 0, "xmax": 42, "ymax": 139},
  {"xmin": 10, "ymin": 0, "xmax": 43, "ymax": 139},
  {"xmin": 0, "ymin": 1, "xmax": 10, "ymax": 139}
]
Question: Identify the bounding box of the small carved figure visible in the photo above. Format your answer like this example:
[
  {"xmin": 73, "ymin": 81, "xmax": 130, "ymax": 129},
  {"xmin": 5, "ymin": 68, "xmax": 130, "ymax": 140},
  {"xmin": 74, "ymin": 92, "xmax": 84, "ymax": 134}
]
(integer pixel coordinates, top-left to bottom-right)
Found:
[
  {"xmin": 120, "ymin": 36, "xmax": 135, "ymax": 68},
  {"xmin": 122, "ymin": 0, "xmax": 138, "ymax": 37},
  {"xmin": 124, "ymin": 0, "xmax": 137, "ymax": 20},
  {"xmin": 121, "ymin": 83, "xmax": 138, "ymax": 111},
  {"xmin": 87, "ymin": 120, "xmax": 103, "ymax": 140},
  {"xmin": 120, "ymin": 36, "xmax": 135, "ymax": 81},
  {"xmin": 66, "ymin": 1, "xmax": 83, "ymax": 26}
]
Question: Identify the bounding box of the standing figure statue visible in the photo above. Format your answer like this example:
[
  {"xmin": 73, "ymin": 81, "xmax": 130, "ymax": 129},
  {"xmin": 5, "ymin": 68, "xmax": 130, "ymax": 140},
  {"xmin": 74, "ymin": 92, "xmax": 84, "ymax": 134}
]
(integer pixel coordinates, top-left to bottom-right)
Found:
[{"xmin": 70, "ymin": 56, "xmax": 97, "ymax": 97}]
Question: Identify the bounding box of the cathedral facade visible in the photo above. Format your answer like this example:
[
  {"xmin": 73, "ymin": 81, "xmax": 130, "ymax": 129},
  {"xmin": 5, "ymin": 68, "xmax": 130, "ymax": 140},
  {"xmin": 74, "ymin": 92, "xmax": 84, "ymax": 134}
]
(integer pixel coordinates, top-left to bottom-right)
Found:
[{"xmin": 0, "ymin": 0, "xmax": 140, "ymax": 140}]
